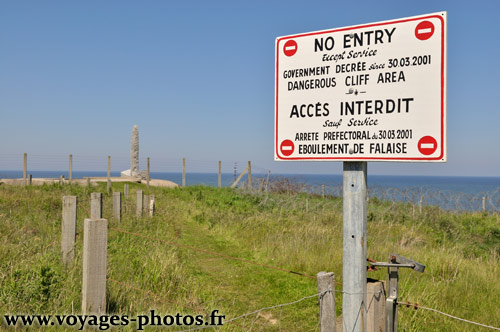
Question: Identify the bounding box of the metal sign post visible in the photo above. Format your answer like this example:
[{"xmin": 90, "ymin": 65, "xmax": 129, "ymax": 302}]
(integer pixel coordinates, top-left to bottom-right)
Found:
[
  {"xmin": 274, "ymin": 12, "xmax": 446, "ymax": 332},
  {"xmin": 342, "ymin": 162, "xmax": 368, "ymax": 332}
]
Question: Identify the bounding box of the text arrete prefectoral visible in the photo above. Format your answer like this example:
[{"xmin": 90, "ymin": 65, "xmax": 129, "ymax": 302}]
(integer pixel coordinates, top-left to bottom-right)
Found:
[
  {"xmin": 294, "ymin": 130, "xmax": 408, "ymax": 155},
  {"xmin": 288, "ymin": 98, "xmax": 413, "ymax": 155}
]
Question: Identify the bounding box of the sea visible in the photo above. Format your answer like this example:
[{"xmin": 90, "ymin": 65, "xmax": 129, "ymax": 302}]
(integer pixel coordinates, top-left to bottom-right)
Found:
[{"xmin": 1, "ymin": 170, "xmax": 499, "ymax": 211}]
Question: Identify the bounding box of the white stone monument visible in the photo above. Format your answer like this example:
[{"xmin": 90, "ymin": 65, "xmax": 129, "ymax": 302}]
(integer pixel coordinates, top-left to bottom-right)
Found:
[{"xmin": 121, "ymin": 125, "xmax": 143, "ymax": 179}]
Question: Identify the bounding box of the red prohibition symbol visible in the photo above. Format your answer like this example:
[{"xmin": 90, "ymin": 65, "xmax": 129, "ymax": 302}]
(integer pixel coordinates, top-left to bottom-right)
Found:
[
  {"xmin": 415, "ymin": 21, "xmax": 435, "ymax": 40},
  {"xmin": 280, "ymin": 139, "xmax": 295, "ymax": 156},
  {"xmin": 283, "ymin": 40, "xmax": 298, "ymax": 57},
  {"xmin": 418, "ymin": 136, "xmax": 438, "ymax": 155}
]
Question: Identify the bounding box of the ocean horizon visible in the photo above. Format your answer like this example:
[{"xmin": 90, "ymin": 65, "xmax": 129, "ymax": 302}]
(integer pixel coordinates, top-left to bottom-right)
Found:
[{"xmin": 2, "ymin": 170, "xmax": 499, "ymax": 211}]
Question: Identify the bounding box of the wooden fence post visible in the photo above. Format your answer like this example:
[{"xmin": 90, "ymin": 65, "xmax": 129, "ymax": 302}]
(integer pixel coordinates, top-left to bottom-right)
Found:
[
  {"xmin": 248, "ymin": 161, "xmax": 252, "ymax": 189},
  {"xmin": 61, "ymin": 196, "xmax": 77, "ymax": 266},
  {"xmin": 23, "ymin": 153, "xmax": 27, "ymax": 185},
  {"xmin": 144, "ymin": 194, "xmax": 149, "ymax": 214},
  {"xmin": 27, "ymin": 174, "xmax": 32, "ymax": 185},
  {"xmin": 266, "ymin": 170, "xmax": 270, "ymax": 192},
  {"xmin": 107, "ymin": 156, "xmax": 111, "ymax": 194},
  {"xmin": 147, "ymin": 157, "xmax": 150, "ymax": 191},
  {"xmin": 124, "ymin": 184, "xmax": 129, "ymax": 199},
  {"xmin": 317, "ymin": 271, "xmax": 336, "ymax": 332},
  {"xmin": 218, "ymin": 161, "xmax": 222, "ymax": 188},
  {"xmin": 91, "ymin": 193, "xmax": 102, "ymax": 219},
  {"xmin": 69, "ymin": 154, "xmax": 73, "ymax": 184},
  {"xmin": 149, "ymin": 195, "xmax": 155, "ymax": 217},
  {"xmin": 322, "ymin": 185, "xmax": 325, "ymax": 198},
  {"xmin": 230, "ymin": 166, "xmax": 248, "ymax": 188},
  {"xmin": 136, "ymin": 190, "xmax": 143, "ymax": 217},
  {"xmin": 113, "ymin": 192, "xmax": 122, "ymax": 221},
  {"xmin": 82, "ymin": 218, "xmax": 107, "ymax": 315},
  {"xmin": 182, "ymin": 158, "xmax": 186, "ymax": 187},
  {"xmin": 482, "ymin": 196, "xmax": 486, "ymax": 212},
  {"xmin": 366, "ymin": 280, "xmax": 386, "ymax": 332}
]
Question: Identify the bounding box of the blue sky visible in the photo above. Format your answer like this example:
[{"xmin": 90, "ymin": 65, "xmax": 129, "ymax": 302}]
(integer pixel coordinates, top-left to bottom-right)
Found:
[{"xmin": 1, "ymin": 0, "xmax": 499, "ymax": 176}]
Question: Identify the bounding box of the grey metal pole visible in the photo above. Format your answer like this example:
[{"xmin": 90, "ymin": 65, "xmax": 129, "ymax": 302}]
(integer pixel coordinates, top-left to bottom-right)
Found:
[
  {"xmin": 386, "ymin": 265, "xmax": 399, "ymax": 332},
  {"xmin": 342, "ymin": 161, "xmax": 367, "ymax": 332}
]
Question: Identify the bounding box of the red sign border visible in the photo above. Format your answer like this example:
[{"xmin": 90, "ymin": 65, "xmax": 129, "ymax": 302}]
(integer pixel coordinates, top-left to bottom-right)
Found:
[{"xmin": 275, "ymin": 13, "xmax": 446, "ymax": 162}]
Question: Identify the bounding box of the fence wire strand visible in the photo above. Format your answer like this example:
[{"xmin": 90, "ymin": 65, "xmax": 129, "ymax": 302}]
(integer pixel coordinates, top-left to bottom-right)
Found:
[
  {"xmin": 177, "ymin": 291, "xmax": 328, "ymax": 332},
  {"xmin": 398, "ymin": 301, "xmax": 500, "ymax": 331}
]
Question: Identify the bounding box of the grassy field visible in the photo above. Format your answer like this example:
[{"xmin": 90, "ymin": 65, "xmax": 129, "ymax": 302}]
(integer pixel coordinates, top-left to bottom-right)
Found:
[{"xmin": 0, "ymin": 181, "xmax": 499, "ymax": 331}]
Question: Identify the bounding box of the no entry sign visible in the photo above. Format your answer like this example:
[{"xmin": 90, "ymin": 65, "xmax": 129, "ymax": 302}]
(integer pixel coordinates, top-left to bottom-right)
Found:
[{"xmin": 275, "ymin": 12, "xmax": 447, "ymax": 162}]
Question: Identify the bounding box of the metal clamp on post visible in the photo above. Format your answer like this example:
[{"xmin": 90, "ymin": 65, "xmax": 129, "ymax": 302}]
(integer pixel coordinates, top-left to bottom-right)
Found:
[{"xmin": 369, "ymin": 254, "xmax": 425, "ymax": 332}]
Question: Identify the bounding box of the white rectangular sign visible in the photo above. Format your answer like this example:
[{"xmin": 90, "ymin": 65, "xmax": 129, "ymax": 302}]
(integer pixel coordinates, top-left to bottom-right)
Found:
[{"xmin": 275, "ymin": 12, "xmax": 447, "ymax": 162}]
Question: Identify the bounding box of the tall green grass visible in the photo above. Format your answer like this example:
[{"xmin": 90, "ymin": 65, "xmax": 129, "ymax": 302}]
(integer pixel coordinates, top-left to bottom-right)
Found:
[{"xmin": 0, "ymin": 182, "xmax": 499, "ymax": 331}]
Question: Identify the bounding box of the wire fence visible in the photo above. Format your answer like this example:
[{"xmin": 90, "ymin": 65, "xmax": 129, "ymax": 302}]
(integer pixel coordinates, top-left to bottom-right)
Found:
[
  {"xmin": 68, "ymin": 192, "xmax": 500, "ymax": 331},
  {"xmin": 107, "ymin": 223, "xmax": 500, "ymax": 331},
  {"xmin": 2, "ymin": 152, "xmax": 500, "ymax": 212}
]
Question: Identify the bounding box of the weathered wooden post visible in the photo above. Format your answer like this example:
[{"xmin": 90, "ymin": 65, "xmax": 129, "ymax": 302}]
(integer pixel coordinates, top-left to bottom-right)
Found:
[
  {"xmin": 149, "ymin": 195, "xmax": 155, "ymax": 217},
  {"xmin": 69, "ymin": 154, "xmax": 73, "ymax": 184},
  {"xmin": 247, "ymin": 161, "xmax": 252, "ymax": 189},
  {"xmin": 482, "ymin": 196, "xmax": 486, "ymax": 212},
  {"xmin": 27, "ymin": 174, "xmax": 32, "ymax": 185},
  {"xmin": 107, "ymin": 156, "xmax": 111, "ymax": 194},
  {"xmin": 366, "ymin": 280, "xmax": 386, "ymax": 332},
  {"xmin": 342, "ymin": 161, "xmax": 367, "ymax": 332},
  {"xmin": 143, "ymin": 194, "xmax": 149, "ymax": 214},
  {"xmin": 113, "ymin": 192, "xmax": 122, "ymax": 221},
  {"xmin": 147, "ymin": 157, "xmax": 150, "ymax": 191},
  {"xmin": 230, "ymin": 166, "xmax": 248, "ymax": 188},
  {"xmin": 23, "ymin": 153, "xmax": 27, "ymax": 185},
  {"xmin": 266, "ymin": 170, "xmax": 270, "ymax": 192},
  {"xmin": 317, "ymin": 271, "xmax": 336, "ymax": 332},
  {"xmin": 322, "ymin": 184, "xmax": 325, "ymax": 198},
  {"xmin": 124, "ymin": 184, "xmax": 129, "ymax": 199},
  {"xmin": 136, "ymin": 190, "xmax": 143, "ymax": 217},
  {"xmin": 218, "ymin": 161, "xmax": 222, "ymax": 188},
  {"xmin": 82, "ymin": 218, "xmax": 107, "ymax": 315},
  {"xmin": 419, "ymin": 195, "xmax": 423, "ymax": 214},
  {"xmin": 182, "ymin": 158, "xmax": 186, "ymax": 187},
  {"xmin": 62, "ymin": 196, "xmax": 77, "ymax": 266},
  {"xmin": 91, "ymin": 193, "xmax": 103, "ymax": 219}
]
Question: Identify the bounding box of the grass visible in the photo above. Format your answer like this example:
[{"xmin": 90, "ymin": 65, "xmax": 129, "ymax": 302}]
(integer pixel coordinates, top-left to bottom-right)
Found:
[{"xmin": 0, "ymin": 181, "xmax": 499, "ymax": 331}]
